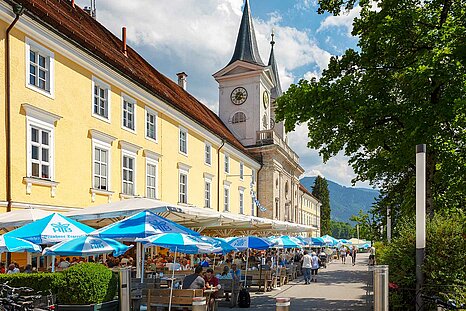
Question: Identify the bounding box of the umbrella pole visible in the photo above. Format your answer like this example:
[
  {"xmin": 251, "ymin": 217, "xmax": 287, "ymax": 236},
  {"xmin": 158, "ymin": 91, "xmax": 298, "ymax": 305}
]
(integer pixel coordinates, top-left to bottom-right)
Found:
[
  {"xmin": 245, "ymin": 248, "xmax": 249, "ymax": 288},
  {"xmin": 141, "ymin": 245, "xmax": 145, "ymax": 284},
  {"xmin": 168, "ymin": 247, "xmax": 177, "ymax": 311},
  {"xmin": 51, "ymin": 255, "xmax": 55, "ymax": 273}
]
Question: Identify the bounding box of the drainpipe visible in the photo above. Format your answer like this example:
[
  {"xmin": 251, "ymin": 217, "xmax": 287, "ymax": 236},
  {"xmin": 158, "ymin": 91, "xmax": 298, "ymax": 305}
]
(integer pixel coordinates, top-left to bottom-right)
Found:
[
  {"xmin": 217, "ymin": 139, "xmax": 225, "ymax": 212},
  {"xmin": 5, "ymin": 4, "xmax": 25, "ymax": 212}
]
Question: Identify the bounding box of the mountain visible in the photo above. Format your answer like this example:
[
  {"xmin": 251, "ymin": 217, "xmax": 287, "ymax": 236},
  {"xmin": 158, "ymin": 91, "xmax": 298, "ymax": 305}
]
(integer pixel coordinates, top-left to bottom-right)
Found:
[{"xmin": 300, "ymin": 176, "xmax": 380, "ymax": 223}]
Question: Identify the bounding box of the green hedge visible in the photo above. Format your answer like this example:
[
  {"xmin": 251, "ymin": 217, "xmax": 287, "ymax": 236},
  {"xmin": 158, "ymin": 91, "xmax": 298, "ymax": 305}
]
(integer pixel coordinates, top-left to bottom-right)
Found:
[
  {"xmin": 0, "ymin": 272, "xmax": 63, "ymax": 293},
  {"xmin": 57, "ymin": 263, "xmax": 118, "ymax": 305},
  {"xmin": 378, "ymin": 211, "xmax": 466, "ymax": 309}
]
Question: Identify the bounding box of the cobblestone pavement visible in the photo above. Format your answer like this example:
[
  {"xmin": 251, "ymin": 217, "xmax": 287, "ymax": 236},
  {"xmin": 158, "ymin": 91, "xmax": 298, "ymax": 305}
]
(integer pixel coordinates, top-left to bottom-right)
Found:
[{"xmin": 219, "ymin": 252, "xmax": 372, "ymax": 311}]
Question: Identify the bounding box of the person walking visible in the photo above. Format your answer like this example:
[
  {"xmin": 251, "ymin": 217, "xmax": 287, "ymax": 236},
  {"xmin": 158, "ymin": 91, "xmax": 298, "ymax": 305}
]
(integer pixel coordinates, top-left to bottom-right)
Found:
[
  {"xmin": 340, "ymin": 246, "xmax": 347, "ymax": 264},
  {"xmin": 310, "ymin": 252, "xmax": 320, "ymax": 283},
  {"xmin": 351, "ymin": 246, "xmax": 358, "ymax": 266},
  {"xmin": 301, "ymin": 250, "xmax": 312, "ymax": 284}
]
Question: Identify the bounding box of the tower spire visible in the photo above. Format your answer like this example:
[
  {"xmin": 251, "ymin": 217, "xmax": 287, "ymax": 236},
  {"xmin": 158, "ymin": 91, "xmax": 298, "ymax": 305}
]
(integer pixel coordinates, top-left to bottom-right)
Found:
[
  {"xmin": 227, "ymin": 0, "xmax": 265, "ymax": 66},
  {"xmin": 268, "ymin": 30, "xmax": 282, "ymax": 98}
]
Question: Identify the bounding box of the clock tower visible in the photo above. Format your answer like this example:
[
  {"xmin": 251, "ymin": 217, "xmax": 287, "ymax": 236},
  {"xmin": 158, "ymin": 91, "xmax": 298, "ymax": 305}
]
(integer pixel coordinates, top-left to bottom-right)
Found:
[
  {"xmin": 213, "ymin": 0, "xmax": 276, "ymax": 147},
  {"xmin": 214, "ymin": 0, "xmax": 305, "ymax": 223}
]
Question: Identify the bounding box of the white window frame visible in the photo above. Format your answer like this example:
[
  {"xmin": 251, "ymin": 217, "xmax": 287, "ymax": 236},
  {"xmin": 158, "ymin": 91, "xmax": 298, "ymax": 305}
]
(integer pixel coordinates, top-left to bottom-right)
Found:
[
  {"xmin": 145, "ymin": 107, "xmax": 158, "ymax": 143},
  {"xmin": 92, "ymin": 139, "xmax": 111, "ymax": 192},
  {"xmin": 121, "ymin": 150, "xmax": 136, "ymax": 196},
  {"xmin": 224, "ymin": 154, "xmax": 230, "ymax": 174},
  {"xmin": 121, "ymin": 93, "xmax": 136, "ymax": 133},
  {"xmin": 204, "ymin": 142, "xmax": 212, "ymax": 166},
  {"xmin": 26, "ymin": 119, "xmax": 54, "ymax": 180},
  {"xmin": 25, "ymin": 38, "xmax": 55, "ymax": 99},
  {"xmin": 179, "ymin": 171, "xmax": 188, "ymax": 204},
  {"xmin": 239, "ymin": 162, "xmax": 244, "ymax": 180},
  {"xmin": 223, "ymin": 186, "xmax": 230, "ymax": 212},
  {"xmin": 239, "ymin": 189, "xmax": 244, "ymax": 214},
  {"xmin": 145, "ymin": 158, "xmax": 158, "ymax": 199},
  {"xmin": 204, "ymin": 180, "xmax": 211, "ymax": 208},
  {"xmin": 91, "ymin": 76, "xmax": 111, "ymax": 123},
  {"xmin": 179, "ymin": 126, "xmax": 188, "ymax": 155}
]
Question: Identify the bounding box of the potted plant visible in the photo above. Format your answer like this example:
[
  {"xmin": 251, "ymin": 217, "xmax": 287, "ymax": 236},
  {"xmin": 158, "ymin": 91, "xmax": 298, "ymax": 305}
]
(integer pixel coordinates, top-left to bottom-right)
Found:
[{"xmin": 56, "ymin": 263, "xmax": 119, "ymax": 311}]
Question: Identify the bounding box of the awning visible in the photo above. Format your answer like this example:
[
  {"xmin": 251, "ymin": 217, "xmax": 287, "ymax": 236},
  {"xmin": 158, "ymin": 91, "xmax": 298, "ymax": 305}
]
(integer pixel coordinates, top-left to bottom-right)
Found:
[
  {"xmin": 64, "ymin": 198, "xmax": 316, "ymax": 236},
  {"xmin": 0, "ymin": 209, "xmax": 54, "ymax": 230}
]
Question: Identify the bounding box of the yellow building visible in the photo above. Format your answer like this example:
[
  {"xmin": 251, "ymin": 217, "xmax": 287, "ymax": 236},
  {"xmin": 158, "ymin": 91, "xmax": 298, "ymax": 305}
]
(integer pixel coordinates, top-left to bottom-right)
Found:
[
  {"xmin": 1, "ymin": 0, "xmax": 319, "ymax": 242},
  {"xmin": 0, "ymin": 0, "xmax": 260, "ymax": 218}
]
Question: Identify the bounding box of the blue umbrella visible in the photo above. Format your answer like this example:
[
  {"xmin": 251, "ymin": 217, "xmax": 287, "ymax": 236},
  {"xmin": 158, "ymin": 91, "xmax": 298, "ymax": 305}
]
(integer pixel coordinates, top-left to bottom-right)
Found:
[
  {"xmin": 200, "ymin": 236, "xmax": 238, "ymax": 254},
  {"xmin": 43, "ymin": 236, "xmax": 132, "ymax": 257},
  {"xmin": 311, "ymin": 237, "xmax": 325, "ymax": 246},
  {"xmin": 136, "ymin": 233, "xmax": 213, "ymax": 254},
  {"xmin": 0, "ymin": 235, "xmax": 41, "ymax": 253},
  {"xmin": 90, "ymin": 210, "xmax": 199, "ymax": 241},
  {"xmin": 321, "ymin": 235, "xmax": 338, "ymax": 246},
  {"xmin": 339, "ymin": 239, "xmax": 352, "ymax": 245},
  {"xmin": 270, "ymin": 236, "xmax": 303, "ymax": 249},
  {"xmin": 5, "ymin": 213, "xmax": 94, "ymax": 244},
  {"xmin": 229, "ymin": 236, "xmax": 272, "ymax": 251}
]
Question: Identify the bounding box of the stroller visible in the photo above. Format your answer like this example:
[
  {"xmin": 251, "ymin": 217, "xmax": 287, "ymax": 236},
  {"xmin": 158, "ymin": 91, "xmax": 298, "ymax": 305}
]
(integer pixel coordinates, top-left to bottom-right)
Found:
[{"xmin": 318, "ymin": 252, "xmax": 327, "ymax": 269}]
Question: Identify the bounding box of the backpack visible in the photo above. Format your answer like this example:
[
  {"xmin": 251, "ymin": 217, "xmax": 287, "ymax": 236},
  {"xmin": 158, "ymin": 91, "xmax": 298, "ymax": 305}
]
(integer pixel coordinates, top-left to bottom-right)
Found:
[{"xmin": 238, "ymin": 288, "xmax": 251, "ymax": 308}]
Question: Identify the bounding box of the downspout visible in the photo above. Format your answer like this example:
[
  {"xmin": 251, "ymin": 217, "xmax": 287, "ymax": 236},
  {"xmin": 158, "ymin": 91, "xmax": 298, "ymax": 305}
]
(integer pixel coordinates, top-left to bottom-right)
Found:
[
  {"xmin": 5, "ymin": 4, "xmax": 25, "ymax": 212},
  {"xmin": 217, "ymin": 139, "xmax": 225, "ymax": 212},
  {"xmin": 255, "ymin": 152, "xmax": 263, "ymax": 216}
]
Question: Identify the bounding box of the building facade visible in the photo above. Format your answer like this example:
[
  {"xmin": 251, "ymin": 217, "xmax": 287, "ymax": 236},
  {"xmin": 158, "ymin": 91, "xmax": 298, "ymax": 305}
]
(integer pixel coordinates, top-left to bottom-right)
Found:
[{"xmin": 0, "ymin": 0, "xmax": 320, "ymax": 236}]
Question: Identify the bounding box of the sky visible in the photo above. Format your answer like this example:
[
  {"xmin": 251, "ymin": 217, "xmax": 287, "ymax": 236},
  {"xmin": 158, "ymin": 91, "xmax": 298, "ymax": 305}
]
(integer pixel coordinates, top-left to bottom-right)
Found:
[{"xmin": 75, "ymin": 0, "xmax": 371, "ymax": 188}]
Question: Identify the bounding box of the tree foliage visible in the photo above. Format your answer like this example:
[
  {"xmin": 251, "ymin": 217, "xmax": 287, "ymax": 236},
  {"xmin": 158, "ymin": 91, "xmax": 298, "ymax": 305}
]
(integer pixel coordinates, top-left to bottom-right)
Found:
[
  {"xmin": 312, "ymin": 176, "xmax": 331, "ymax": 235},
  {"xmin": 276, "ymin": 0, "xmax": 466, "ymax": 226},
  {"xmin": 330, "ymin": 220, "xmax": 354, "ymax": 239}
]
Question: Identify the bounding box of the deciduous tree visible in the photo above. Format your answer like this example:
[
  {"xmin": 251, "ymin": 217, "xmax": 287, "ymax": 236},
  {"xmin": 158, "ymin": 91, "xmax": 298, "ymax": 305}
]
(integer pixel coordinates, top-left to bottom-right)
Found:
[{"xmin": 312, "ymin": 176, "xmax": 331, "ymax": 235}]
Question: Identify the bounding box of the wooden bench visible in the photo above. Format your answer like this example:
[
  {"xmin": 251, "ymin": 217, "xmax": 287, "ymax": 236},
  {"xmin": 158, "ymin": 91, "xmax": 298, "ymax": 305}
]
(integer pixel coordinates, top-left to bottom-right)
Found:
[
  {"xmin": 147, "ymin": 289, "xmax": 203, "ymax": 310},
  {"xmin": 242, "ymin": 270, "xmax": 272, "ymax": 292}
]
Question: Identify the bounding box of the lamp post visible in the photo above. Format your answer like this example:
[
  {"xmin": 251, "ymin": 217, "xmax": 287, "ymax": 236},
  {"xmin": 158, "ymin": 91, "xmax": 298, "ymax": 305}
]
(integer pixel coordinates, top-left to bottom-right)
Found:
[{"xmin": 416, "ymin": 144, "xmax": 426, "ymax": 311}]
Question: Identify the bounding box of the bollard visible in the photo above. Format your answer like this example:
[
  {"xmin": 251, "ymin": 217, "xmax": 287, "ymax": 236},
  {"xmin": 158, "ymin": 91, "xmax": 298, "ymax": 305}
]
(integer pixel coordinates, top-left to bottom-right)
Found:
[
  {"xmin": 276, "ymin": 297, "xmax": 290, "ymax": 311},
  {"xmin": 119, "ymin": 268, "xmax": 131, "ymax": 311},
  {"xmin": 192, "ymin": 297, "xmax": 207, "ymax": 311},
  {"xmin": 373, "ymin": 265, "xmax": 389, "ymax": 311}
]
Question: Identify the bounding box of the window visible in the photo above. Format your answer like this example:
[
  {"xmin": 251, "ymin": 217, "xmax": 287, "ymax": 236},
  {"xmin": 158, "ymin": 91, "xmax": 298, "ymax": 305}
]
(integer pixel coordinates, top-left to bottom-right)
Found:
[
  {"xmin": 239, "ymin": 191, "xmax": 244, "ymax": 214},
  {"xmin": 122, "ymin": 95, "xmax": 136, "ymax": 131},
  {"xmin": 224, "ymin": 154, "xmax": 230, "ymax": 173},
  {"xmin": 29, "ymin": 126, "xmax": 51, "ymax": 179},
  {"xmin": 232, "ymin": 111, "xmax": 246, "ymax": 124},
  {"xmin": 239, "ymin": 163, "xmax": 244, "ymax": 180},
  {"xmin": 122, "ymin": 155, "xmax": 135, "ymax": 195},
  {"xmin": 92, "ymin": 78, "xmax": 110, "ymax": 120},
  {"xmin": 93, "ymin": 147, "xmax": 108, "ymax": 190},
  {"xmin": 26, "ymin": 39, "xmax": 54, "ymax": 97},
  {"xmin": 205, "ymin": 143, "xmax": 211, "ymax": 165},
  {"xmin": 204, "ymin": 181, "xmax": 211, "ymax": 208},
  {"xmin": 224, "ymin": 187, "xmax": 230, "ymax": 212},
  {"xmin": 146, "ymin": 161, "xmax": 157, "ymax": 199},
  {"xmin": 179, "ymin": 127, "xmax": 187, "ymax": 154},
  {"xmin": 179, "ymin": 172, "xmax": 188, "ymax": 204},
  {"xmin": 146, "ymin": 108, "xmax": 157, "ymax": 141}
]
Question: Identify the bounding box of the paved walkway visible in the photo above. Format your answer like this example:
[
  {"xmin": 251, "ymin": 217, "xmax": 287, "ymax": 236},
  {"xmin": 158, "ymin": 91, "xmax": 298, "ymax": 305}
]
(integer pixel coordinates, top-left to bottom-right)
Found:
[{"xmin": 219, "ymin": 252, "xmax": 372, "ymax": 311}]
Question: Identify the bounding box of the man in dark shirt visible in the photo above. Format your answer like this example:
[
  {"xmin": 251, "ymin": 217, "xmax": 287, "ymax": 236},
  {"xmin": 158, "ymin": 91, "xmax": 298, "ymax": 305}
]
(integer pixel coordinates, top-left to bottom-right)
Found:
[{"xmin": 182, "ymin": 265, "xmax": 205, "ymax": 289}]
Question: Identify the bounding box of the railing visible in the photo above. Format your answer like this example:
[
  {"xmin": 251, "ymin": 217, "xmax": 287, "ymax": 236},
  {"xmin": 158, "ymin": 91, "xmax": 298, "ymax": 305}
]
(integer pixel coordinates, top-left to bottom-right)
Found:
[{"xmin": 256, "ymin": 130, "xmax": 300, "ymax": 163}]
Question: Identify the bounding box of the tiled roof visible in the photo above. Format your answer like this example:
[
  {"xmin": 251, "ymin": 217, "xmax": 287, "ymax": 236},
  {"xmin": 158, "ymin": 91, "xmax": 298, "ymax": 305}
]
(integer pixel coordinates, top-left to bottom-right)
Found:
[
  {"xmin": 299, "ymin": 183, "xmax": 320, "ymax": 203},
  {"xmin": 10, "ymin": 0, "xmax": 253, "ymax": 157}
]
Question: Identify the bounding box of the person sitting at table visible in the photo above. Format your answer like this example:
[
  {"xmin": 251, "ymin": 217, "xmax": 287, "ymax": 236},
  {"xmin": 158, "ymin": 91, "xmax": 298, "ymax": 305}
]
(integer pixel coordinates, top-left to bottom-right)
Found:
[
  {"xmin": 181, "ymin": 258, "xmax": 191, "ymax": 270},
  {"xmin": 182, "ymin": 265, "xmax": 205, "ymax": 289},
  {"xmin": 204, "ymin": 268, "xmax": 220, "ymax": 310},
  {"xmin": 217, "ymin": 265, "xmax": 233, "ymax": 279},
  {"xmin": 230, "ymin": 263, "xmax": 241, "ymax": 282}
]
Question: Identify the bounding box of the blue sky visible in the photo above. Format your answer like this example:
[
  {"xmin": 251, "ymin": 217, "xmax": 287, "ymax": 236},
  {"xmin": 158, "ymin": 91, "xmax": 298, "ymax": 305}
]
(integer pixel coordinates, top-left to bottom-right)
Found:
[{"xmin": 75, "ymin": 0, "xmax": 369, "ymax": 188}]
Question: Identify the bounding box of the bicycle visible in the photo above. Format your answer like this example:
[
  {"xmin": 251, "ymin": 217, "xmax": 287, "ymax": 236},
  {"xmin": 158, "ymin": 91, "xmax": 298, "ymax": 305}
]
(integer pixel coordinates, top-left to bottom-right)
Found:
[{"xmin": 421, "ymin": 294, "xmax": 466, "ymax": 310}]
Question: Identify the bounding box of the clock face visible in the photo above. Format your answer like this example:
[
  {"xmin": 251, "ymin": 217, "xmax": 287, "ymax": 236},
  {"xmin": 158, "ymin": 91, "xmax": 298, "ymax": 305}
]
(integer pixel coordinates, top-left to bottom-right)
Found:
[
  {"xmin": 231, "ymin": 87, "xmax": 248, "ymax": 105},
  {"xmin": 263, "ymin": 91, "xmax": 270, "ymax": 108}
]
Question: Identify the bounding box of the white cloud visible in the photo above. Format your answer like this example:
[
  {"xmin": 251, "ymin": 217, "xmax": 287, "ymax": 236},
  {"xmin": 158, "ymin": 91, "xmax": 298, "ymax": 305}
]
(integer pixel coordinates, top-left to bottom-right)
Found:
[
  {"xmin": 317, "ymin": 5, "xmax": 361, "ymax": 36},
  {"xmin": 303, "ymin": 70, "xmax": 320, "ymax": 81},
  {"xmin": 294, "ymin": 0, "xmax": 317, "ymax": 11}
]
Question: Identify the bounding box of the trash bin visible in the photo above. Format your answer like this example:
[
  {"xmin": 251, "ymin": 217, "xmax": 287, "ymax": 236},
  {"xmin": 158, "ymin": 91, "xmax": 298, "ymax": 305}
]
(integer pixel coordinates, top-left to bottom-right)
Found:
[
  {"xmin": 119, "ymin": 268, "xmax": 131, "ymax": 311},
  {"xmin": 192, "ymin": 297, "xmax": 206, "ymax": 311},
  {"xmin": 373, "ymin": 265, "xmax": 389, "ymax": 311},
  {"xmin": 276, "ymin": 297, "xmax": 290, "ymax": 311}
]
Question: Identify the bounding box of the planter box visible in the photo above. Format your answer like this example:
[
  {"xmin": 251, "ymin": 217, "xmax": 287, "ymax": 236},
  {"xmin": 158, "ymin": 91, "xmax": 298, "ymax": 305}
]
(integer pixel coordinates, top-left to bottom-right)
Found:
[{"xmin": 57, "ymin": 300, "xmax": 119, "ymax": 311}]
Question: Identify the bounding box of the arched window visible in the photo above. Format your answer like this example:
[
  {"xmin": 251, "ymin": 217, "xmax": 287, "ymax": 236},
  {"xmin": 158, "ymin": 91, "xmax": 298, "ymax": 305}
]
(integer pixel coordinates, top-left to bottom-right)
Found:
[{"xmin": 232, "ymin": 112, "xmax": 246, "ymax": 124}]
